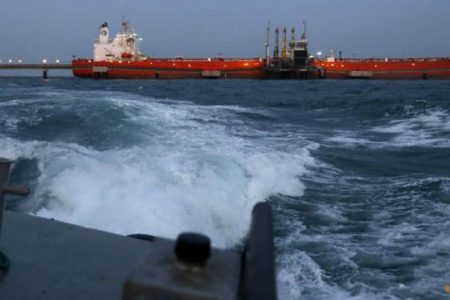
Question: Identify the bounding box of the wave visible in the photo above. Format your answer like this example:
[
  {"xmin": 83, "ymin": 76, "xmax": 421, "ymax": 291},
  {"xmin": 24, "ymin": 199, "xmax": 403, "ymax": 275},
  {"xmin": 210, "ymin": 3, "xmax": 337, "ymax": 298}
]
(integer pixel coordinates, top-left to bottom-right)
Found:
[
  {"xmin": 0, "ymin": 92, "xmax": 314, "ymax": 248},
  {"xmin": 328, "ymin": 109, "xmax": 450, "ymax": 149}
]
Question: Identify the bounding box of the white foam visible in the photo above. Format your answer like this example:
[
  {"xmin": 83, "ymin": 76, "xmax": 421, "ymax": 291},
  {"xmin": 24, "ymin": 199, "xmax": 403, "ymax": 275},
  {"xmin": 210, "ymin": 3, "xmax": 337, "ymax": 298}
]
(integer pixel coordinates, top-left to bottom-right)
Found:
[
  {"xmin": 276, "ymin": 246, "xmax": 396, "ymax": 300},
  {"xmin": 327, "ymin": 132, "xmax": 372, "ymax": 147},
  {"xmin": 377, "ymin": 223, "xmax": 419, "ymax": 247},
  {"xmin": 0, "ymin": 95, "xmax": 314, "ymax": 248},
  {"xmin": 371, "ymin": 109, "xmax": 450, "ymax": 148},
  {"xmin": 328, "ymin": 109, "xmax": 450, "ymax": 148}
]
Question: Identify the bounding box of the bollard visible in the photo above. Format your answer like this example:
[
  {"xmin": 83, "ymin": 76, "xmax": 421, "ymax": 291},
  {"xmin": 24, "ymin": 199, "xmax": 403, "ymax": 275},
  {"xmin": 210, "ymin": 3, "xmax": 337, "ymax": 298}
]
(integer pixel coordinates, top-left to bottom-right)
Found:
[{"xmin": 123, "ymin": 202, "xmax": 276, "ymax": 300}]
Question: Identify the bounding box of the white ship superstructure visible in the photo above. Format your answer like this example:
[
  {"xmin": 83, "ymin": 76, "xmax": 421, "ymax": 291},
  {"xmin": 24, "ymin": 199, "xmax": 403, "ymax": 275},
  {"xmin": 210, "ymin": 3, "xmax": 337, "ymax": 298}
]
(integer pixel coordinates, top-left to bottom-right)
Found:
[{"xmin": 93, "ymin": 21, "xmax": 143, "ymax": 62}]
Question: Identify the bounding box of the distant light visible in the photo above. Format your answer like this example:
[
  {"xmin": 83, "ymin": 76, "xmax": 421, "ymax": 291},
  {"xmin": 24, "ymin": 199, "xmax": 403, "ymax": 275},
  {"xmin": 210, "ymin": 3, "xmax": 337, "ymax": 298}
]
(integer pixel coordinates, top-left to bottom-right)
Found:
[
  {"xmin": 55, "ymin": 59, "xmax": 60, "ymax": 63},
  {"xmin": 42, "ymin": 59, "xmax": 47, "ymax": 63},
  {"xmin": 317, "ymin": 51, "xmax": 322, "ymax": 56},
  {"xmin": 18, "ymin": 60, "xmax": 22, "ymax": 63},
  {"xmin": 8, "ymin": 59, "xmax": 12, "ymax": 63},
  {"xmin": 139, "ymin": 38, "xmax": 143, "ymax": 41}
]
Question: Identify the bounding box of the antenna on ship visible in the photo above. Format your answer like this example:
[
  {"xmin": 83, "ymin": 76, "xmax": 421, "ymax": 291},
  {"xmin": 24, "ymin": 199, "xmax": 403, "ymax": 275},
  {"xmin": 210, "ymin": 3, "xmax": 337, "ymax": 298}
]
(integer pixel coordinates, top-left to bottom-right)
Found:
[{"xmin": 265, "ymin": 21, "xmax": 271, "ymax": 61}]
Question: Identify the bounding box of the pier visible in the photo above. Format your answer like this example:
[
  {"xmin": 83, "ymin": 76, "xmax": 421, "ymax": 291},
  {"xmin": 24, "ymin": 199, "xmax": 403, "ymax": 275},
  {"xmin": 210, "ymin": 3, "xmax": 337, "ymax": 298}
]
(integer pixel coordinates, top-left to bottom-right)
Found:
[{"xmin": 0, "ymin": 63, "xmax": 72, "ymax": 78}]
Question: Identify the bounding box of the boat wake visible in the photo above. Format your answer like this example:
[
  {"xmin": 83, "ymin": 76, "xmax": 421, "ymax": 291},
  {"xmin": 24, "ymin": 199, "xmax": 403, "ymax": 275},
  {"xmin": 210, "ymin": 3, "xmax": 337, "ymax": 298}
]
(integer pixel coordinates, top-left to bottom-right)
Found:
[{"xmin": 0, "ymin": 91, "xmax": 313, "ymax": 248}]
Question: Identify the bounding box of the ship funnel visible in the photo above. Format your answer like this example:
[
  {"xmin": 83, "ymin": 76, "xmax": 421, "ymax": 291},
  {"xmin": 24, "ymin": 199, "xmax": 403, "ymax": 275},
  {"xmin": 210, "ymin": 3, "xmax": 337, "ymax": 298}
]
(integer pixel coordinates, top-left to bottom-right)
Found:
[{"xmin": 98, "ymin": 22, "xmax": 110, "ymax": 45}]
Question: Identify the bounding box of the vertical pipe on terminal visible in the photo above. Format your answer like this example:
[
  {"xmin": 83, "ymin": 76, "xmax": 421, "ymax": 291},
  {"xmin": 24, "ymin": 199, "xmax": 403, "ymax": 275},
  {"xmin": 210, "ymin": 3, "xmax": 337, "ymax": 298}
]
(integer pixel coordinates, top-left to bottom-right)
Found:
[
  {"xmin": 290, "ymin": 27, "xmax": 295, "ymax": 53},
  {"xmin": 273, "ymin": 28, "xmax": 279, "ymax": 59},
  {"xmin": 43, "ymin": 69, "xmax": 48, "ymax": 79},
  {"xmin": 301, "ymin": 20, "xmax": 306, "ymax": 40},
  {"xmin": 281, "ymin": 27, "xmax": 287, "ymax": 59},
  {"xmin": 265, "ymin": 22, "xmax": 270, "ymax": 61}
]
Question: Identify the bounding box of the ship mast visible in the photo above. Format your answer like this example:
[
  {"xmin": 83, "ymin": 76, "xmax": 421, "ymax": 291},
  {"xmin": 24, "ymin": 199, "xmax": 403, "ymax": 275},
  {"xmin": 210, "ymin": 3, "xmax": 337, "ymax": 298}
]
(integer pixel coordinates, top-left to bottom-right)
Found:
[{"xmin": 122, "ymin": 19, "xmax": 131, "ymax": 34}]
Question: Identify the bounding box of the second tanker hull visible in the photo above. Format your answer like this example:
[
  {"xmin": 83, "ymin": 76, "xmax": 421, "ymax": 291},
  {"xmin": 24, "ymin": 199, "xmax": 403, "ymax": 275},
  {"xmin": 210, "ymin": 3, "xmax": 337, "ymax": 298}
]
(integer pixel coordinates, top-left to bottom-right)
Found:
[
  {"xmin": 72, "ymin": 58, "xmax": 266, "ymax": 79},
  {"xmin": 311, "ymin": 58, "xmax": 450, "ymax": 80}
]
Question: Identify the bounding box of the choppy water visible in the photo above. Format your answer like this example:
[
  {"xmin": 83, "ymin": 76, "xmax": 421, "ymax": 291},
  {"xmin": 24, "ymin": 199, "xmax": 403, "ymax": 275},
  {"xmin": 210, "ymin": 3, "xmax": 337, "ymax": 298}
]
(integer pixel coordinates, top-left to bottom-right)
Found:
[{"xmin": 0, "ymin": 77, "xmax": 449, "ymax": 299}]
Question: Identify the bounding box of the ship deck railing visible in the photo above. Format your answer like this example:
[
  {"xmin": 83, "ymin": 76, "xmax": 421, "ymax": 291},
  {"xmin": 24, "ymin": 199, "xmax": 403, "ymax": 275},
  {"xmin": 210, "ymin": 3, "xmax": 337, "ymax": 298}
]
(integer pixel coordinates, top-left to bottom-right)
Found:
[
  {"xmin": 315, "ymin": 57, "xmax": 450, "ymax": 63},
  {"xmin": 73, "ymin": 57, "xmax": 263, "ymax": 63}
]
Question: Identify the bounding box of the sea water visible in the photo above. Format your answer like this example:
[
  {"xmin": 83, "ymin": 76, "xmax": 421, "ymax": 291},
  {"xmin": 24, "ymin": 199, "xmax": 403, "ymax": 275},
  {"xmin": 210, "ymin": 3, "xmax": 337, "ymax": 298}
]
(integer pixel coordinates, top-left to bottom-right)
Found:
[{"xmin": 0, "ymin": 77, "xmax": 449, "ymax": 299}]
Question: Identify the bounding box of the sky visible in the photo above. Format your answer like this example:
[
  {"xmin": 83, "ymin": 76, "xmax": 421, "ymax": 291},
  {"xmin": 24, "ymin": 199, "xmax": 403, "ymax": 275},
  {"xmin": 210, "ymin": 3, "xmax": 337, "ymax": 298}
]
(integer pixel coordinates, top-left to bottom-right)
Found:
[{"xmin": 1, "ymin": 0, "xmax": 450, "ymax": 63}]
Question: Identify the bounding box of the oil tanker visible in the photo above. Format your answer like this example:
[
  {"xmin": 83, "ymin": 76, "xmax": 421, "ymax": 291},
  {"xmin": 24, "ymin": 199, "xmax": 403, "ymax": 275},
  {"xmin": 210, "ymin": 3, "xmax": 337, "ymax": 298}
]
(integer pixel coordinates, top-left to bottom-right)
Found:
[
  {"xmin": 72, "ymin": 20, "xmax": 450, "ymax": 80},
  {"xmin": 72, "ymin": 21, "xmax": 266, "ymax": 79}
]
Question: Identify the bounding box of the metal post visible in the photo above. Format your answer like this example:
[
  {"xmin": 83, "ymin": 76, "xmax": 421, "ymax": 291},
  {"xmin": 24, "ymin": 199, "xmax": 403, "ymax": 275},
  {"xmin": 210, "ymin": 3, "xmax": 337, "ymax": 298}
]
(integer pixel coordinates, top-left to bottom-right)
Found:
[
  {"xmin": 241, "ymin": 202, "xmax": 277, "ymax": 300},
  {"xmin": 0, "ymin": 158, "xmax": 12, "ymax": 240},
  {"xmin": 0, "ymin": 158, "xmax": 12, "ymax": 271},
  {"xmin": 0, "ymin": 158, "xmax": 29, "ymax": 271}
]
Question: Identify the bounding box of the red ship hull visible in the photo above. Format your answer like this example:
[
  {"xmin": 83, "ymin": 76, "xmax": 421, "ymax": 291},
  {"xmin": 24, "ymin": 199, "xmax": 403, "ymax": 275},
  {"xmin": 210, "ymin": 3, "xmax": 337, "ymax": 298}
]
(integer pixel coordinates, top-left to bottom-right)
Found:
[
  {"xmin": 72, "ymin": 57, "xmax": 450, "ymax": 80},
  {"xmin": 311, "ymin": 58, "xmax": 450, "ymax": 79},
  {"xmin": 72, "ymin": 58, "xmax": 266, "ymax": 79}
]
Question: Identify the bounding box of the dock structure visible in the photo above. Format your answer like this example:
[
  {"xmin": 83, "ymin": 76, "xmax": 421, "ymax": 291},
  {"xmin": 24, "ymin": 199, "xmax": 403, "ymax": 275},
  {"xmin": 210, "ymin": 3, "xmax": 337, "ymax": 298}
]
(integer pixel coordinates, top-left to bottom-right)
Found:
[{"xmin": 0, "ymin": 63, "xmax": 72, "ymax": 78}]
